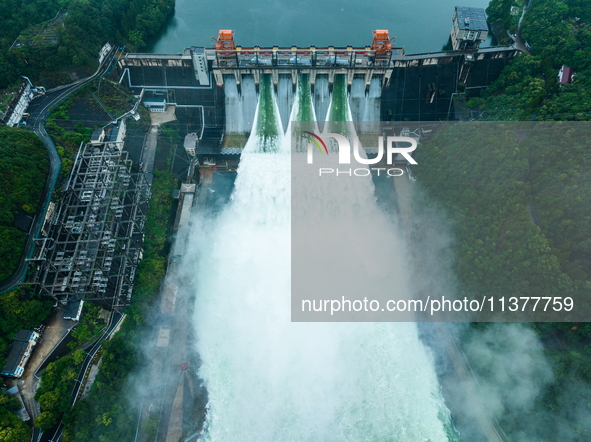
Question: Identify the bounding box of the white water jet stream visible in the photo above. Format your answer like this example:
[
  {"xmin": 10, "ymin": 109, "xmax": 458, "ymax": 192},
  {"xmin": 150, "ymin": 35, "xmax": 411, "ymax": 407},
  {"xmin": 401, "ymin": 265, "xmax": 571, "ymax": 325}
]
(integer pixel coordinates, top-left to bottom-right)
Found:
[{"xmin": 185, "ymin": 74, "xmax": 457, "ymax": 441}]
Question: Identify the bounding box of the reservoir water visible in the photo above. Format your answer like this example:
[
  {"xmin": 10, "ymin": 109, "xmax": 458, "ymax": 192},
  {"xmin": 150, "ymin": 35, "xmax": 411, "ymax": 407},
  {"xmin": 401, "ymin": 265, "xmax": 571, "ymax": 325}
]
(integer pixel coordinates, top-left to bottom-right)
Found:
[{"xmin": 150, "ymin": 0, "xmax": 493, "ymax": 54}]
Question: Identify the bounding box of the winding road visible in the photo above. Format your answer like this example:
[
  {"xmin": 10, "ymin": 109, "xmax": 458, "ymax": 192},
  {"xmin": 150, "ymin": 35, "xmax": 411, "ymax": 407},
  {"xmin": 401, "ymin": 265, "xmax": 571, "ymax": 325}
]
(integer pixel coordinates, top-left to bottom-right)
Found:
[
  {"xmin": 512, "ymin": 0, "xmax": 533, "ymax": 55},
  {"xmin": 36, "ymin": 310, "xmax": 125, "ymax": 442},
  {"xmin": 0, "ymin": 45, "xmax": 120, "ymax": 441},
  {"xmin": 0, "ymin": 45, "xmax": 120, "ymax": 293}
]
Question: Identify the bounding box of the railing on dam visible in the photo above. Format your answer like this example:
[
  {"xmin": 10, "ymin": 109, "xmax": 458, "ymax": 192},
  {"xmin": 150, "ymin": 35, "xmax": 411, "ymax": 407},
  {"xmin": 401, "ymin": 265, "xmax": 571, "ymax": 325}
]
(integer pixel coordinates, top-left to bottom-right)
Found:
[
  {"xmin": 205, "ymin": 44, "xmax": 519, "ymax": 87},
  {"xmin": 212, "ymin": 46, "xmax": 406, "ymax": 70}
]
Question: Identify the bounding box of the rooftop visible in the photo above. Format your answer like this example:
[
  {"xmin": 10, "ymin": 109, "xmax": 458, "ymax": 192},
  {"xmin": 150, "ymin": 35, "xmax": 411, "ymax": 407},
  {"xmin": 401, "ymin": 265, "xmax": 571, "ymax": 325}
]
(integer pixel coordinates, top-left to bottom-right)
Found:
[
  {"xmin": 108, "ymin": 123, "xmax": 121, "ymax": 142},
  {"xmin": 559, "ymin": 65, "xmax": 574, "ymax": 85},
  {"xmin": 1, "ymin": 341, "xmax": 28, "ymax": 375},
  {"xmin": 64, "ymin": 299, "xmax": 84, "ymax": 321},
  {"xmin": 455, "ymin": 6, "xmax": 489, "ymax": 31},
  {"xmin": 184, "ymin": 132, "xmax": 199, "ymax": 150},
  {"xmin": 14, "ymin": 329, "xmax": 33, "ymax": 342},
  {"xmin": 144, "ymin": 97, "xmax": 167, "ymax": 104},
  {"xmin": 1, "ymin": 330, "xmax": 35, "ymax": 376}
]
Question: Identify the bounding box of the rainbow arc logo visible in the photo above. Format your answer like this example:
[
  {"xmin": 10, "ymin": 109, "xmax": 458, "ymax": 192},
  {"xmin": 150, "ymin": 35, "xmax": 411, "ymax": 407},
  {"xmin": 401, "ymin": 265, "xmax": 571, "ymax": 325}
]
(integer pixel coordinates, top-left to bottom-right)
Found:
[{"xmin": 302, "ymin": 131, "xmax": 328, "ymax": 155}]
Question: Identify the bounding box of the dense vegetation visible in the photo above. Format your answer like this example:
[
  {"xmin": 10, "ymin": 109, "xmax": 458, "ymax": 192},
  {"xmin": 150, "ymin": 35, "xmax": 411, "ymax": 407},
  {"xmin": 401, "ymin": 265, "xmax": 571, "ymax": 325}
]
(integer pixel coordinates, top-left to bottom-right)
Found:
[
  {"xmin": 417, "ymin": 0, "xmax": 591, "ymax": 439},
  {"xmin": 482, "ymin": 0, "xmax": 591, "ymax": 120},
  {"xmin": 459, "ymin": 0, "xmax": 591, "ymax": 304},
  {"xmin": 463, "ymin": 0, "xmax": 591, "ymax": 303},
  {"xmin": 63, "ymin": 334, "xmax": 142, "ymax": 441},
  {"xmin": 419, "ymin": 126, "xmax": 591, "ymax": 436},
  {"xmin": 0, "ymin": 389, "xmax": 30, "ymax": 442},
  {"xmin": 28, "ymin": 302, "xmax": 107, "ymax": 432},
  {"xmin": 0, "ymin": 0, "xmax": 174, "ymax": 89},
  {"xmin": 67, "ymin": 303, "xmax": 107, "ymax": 351},
  {"xmin": 63, "ymin": 167, "xmax": 178, "ymax": 441},
  {"xmin": 0, "ymin": 127, "xmax": 49, "ymax": 281},
  {"xmin": 46, "ymin": 78, "xmax": 149, "ymax": 181},
  {"xmin": 418, "ymin": 124, "xmax": 582, "ymax": 304},
  {"xmin": 34, "ymin": 350, "xmax": 85, "ymax": 431}
]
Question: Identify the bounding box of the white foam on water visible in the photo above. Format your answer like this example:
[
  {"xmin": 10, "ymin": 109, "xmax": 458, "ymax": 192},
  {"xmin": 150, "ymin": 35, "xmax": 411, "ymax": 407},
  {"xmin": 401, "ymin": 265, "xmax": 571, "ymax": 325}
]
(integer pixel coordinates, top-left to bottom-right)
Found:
[{"xmin": 186, "ymin": 75, "xmax": 457, "ymax": 442}]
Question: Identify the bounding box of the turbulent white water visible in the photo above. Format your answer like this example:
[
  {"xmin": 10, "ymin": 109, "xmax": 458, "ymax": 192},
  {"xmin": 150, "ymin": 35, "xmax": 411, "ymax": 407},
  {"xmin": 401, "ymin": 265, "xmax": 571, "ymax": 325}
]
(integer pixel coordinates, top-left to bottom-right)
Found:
[
  {"xmin": 187, "ymin": 74, "xmax": 457, "ymax": 441},
  {"xmin": 349, "ymin": 77, "xmax": 382, "ymax": 135},
  {"xmin": 313, "ymin": 76, "xmax": 330, "ymax": 133},
  {"xmin": 277, "ymin": 75, "xmax": 295, "ymax": 132},
  {"xmin": 224, "ymin": 75, "xmax": 257, "ymax": 133}
]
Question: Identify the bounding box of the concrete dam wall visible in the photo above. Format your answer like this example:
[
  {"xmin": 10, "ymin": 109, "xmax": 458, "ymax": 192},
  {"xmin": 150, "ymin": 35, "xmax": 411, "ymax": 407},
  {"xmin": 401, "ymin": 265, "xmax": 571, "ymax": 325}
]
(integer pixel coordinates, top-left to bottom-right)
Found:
[{"xmin": 114, "ymin": 44, "xmax": 518, "ymax": 139}]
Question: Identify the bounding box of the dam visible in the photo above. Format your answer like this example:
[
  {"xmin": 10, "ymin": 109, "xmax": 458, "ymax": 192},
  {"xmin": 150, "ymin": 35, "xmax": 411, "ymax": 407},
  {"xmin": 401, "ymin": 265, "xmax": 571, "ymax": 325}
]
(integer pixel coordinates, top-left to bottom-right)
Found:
[
  {"xmin": 116, "ymin": 27, "xmax": 518, "ymax": 149},
  {"xmin": 112, "ymin": 17, "xmax": 520, "ymax": 441},
  {"xmin": 175, "ymin": 72, "xmax": 461, "ymax": 441}
]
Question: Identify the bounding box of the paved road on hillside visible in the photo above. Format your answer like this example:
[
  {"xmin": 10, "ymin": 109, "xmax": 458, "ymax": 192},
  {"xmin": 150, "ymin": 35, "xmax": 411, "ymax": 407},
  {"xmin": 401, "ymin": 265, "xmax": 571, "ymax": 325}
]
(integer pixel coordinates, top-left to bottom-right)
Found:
[
  {"xmin": 0, "ymin": 46, "xmax": 119, "ymax": 293},
  {"xmin": 34, "ymin": 310, "xmax": 125, "ymax": 442}
]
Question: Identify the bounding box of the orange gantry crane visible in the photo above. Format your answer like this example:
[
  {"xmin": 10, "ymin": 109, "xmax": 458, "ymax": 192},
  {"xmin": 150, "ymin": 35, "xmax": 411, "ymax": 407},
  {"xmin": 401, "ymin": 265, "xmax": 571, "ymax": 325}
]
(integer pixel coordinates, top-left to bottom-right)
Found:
[
  {"xmin": 371, "ymin": 30, "xmax": 394, "ymax": 59},
  {"xmin": 214, "ymin": 30, "xmax": 236, "ymax": 52}
]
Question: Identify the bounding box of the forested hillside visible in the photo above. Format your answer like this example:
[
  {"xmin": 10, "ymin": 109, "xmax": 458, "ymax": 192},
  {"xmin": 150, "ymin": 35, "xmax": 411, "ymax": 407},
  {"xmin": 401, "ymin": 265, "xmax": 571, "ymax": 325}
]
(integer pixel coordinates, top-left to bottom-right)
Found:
[
  {"xmin": 419, "ymin": 121, "xmax": 591, "ymax": 439},
  {"xmin": 0, "ymin": 389, "xmax": 30, "ymax": 442},
  {"xmin": 419, "ymin": 0, "xmax": 591, "ymax": 439},
  {"xmin": 0, "ymin": 124, "xmax": 52, "ymax": 382},
  {"xmin": 418, "ymin": 123, "xmax": 582, "ymax": 303},
  {"xmin": 0, "ymin": 0, "xmax": 174, "ymax": 89},
  {"xmin": 482, "ymin": 0, "xmax": 591, "ymax": 120},
  {"xmin": 469, "ymin": 0, "xmax": 591, "ymax": 299},
  {"xmin": 0, "ymin": 127, "xmax": 49, "ymax": 281}
]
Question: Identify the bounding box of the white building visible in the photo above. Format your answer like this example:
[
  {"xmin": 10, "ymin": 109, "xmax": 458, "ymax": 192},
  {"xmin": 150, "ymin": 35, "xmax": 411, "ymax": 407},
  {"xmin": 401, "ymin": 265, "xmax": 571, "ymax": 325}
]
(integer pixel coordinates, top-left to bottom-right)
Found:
[
  {"xmin": 190, "ymin": 46, "xmax": 210, "ymax": 86},
  {"xmin": 184, "ymin": 132, "xmax": 198, "ymax": 157},
  {"xmin": 451, "ymin": 6, "xmax": 489, "ymax": 50},
  {"xmin": 143, "ymin": 97, "xmax": 167, "ymax": 112},
  {"xmin": 1, "ymin": 330, "xmax": 40, "ymax": 378},
  {"xmin": 91, "ymin": 119, "xmax": 127, "ymax": 151},
  {"xmin": 1, "ymin": 77, "xmax": 34, "ymax": 127}
]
